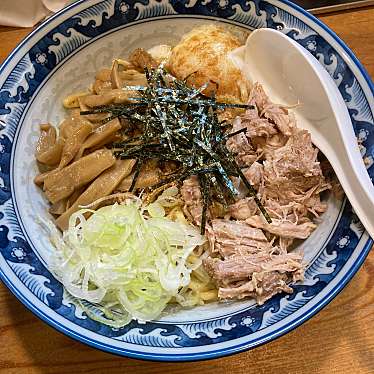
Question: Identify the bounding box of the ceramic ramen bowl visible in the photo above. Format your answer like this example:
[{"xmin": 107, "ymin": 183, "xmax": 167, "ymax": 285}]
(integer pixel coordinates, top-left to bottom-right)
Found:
[{"xmin": 0, "ymin": 0, "xmax": 373, "ymax": 361}]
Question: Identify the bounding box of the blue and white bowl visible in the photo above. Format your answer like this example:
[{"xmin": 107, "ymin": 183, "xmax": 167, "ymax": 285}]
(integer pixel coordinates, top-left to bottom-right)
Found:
[{"xmin": 0, "ymin": 0, "xmax": 373, "ymax": 361}]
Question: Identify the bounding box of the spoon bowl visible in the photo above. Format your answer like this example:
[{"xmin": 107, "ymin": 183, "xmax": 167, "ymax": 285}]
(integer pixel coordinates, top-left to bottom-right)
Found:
[{"xmin": 231, "ymin": 28, "xmax": 374, "ymax": 238}]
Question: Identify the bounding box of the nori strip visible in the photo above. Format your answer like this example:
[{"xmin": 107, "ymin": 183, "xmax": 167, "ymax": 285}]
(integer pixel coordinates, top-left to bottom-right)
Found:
[{"xmin": 80, "ymin": 66, "xmax": 271, "ymax": 232}]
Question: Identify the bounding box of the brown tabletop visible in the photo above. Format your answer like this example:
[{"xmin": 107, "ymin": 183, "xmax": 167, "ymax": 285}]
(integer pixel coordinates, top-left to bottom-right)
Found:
[{"xmin": 0, "ymin": 7, "xmax": 373, "ymax": 374}]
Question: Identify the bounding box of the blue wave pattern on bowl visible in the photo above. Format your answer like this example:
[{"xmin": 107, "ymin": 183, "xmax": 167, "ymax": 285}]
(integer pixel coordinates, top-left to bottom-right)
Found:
[{"xmin": 0, "ymin": 0, "xmax": 373, "ymax": 356}]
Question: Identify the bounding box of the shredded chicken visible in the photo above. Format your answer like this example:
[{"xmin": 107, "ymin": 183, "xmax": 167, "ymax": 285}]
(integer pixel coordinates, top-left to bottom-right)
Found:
[
  {"xmin": 246, "ymin": 216, "xmax": 316, "ymax": 239},
  {"xmin": 247, "ymin": 83, "xmax": 296, "ymax": 136},
  {"xmin": 206, "ymin": 219, "xmax": 270, "ymax": 257},
  {"xmin": 204, "ymin": 248, "xmax": 304, "ymax": 305},
  {"xmin": 202, "ymin": 82, "xmax": 331, "ymax": 303},
  {"xmin": 218, "ymin": 271, "xmax": 294, "ymax": 304},
  {"xmin": 228, "ymin": 197, "xmax": 258, "ymax": 220},
  {"xmin": 180, "ymin": 176, "xmax": 206, "ymax": 225},
  {"xmin": 226, "ymin": 117, "xmax": 257, "ymax": 167}
]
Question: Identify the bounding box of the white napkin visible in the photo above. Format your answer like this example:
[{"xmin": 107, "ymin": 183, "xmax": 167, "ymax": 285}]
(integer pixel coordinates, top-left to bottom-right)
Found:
[{"xmin": 0, "ymin": 0, "xmax": 71, "ymax": 27}]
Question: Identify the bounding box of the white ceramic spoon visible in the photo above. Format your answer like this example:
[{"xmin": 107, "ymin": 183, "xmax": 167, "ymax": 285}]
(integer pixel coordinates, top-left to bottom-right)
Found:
[{"xmin": 230, "ymin": 28, "xmax": 374, "ymax": 238}]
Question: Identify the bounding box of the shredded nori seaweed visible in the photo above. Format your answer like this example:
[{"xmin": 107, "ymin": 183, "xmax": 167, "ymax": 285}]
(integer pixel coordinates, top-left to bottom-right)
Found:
[{"xmin": 81, "ymin": 65, "xmax": 271, "ymax": 234}]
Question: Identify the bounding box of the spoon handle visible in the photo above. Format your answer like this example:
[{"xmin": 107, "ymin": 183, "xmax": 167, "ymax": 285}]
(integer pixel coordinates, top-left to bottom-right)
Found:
[
  {"xmin": 319, "ymin": 70, "xmax": 374, "ymax": 238},
  {"xmin": 321, "ymin": 134, "xmax": 374, "ymax": 238},
  {"xmin": 286, "ymin": 36, "xmax": 374, "ymax": 239}
]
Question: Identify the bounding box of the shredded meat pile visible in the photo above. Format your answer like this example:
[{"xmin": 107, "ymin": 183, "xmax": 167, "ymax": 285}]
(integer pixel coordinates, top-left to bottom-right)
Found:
[
  {"xmin": 202, "ymin": 219, "xmax": 304, "ymax": 304},
  {"xmin": 181, "ymin": 83, "xmax": 331, "ymax": 304}
]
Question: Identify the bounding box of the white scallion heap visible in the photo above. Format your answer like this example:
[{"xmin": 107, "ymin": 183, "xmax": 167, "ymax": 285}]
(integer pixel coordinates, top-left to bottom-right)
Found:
[{"xmin": 47, "ymin": 200, "xmax": 205, "ymax": 327}]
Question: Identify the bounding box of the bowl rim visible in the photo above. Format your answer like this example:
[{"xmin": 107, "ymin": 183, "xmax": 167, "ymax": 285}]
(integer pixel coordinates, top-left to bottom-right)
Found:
[{"xmin": 0, "ymin": 0, "xmax": 373, "ymax": 362}]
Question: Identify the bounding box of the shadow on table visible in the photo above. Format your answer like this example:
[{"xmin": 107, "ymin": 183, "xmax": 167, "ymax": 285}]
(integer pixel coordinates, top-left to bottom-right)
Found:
[{"xmin": 5, "ymin": 259, "xmax": 373, "ymax": 374}]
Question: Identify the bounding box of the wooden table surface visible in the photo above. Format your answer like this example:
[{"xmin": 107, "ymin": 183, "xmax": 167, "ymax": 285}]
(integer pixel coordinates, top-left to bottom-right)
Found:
[{"xmin": 0, "ymin": 7, "xmax": 373, "ymax": 374}]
